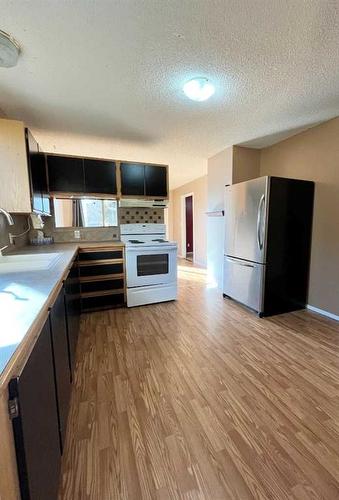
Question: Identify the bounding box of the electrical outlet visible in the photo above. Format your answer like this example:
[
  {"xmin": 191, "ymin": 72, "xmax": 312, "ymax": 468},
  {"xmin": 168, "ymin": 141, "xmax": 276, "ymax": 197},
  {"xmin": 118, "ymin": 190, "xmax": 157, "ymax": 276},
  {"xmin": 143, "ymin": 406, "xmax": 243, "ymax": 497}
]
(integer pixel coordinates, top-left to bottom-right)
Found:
[{"xmin": 74, "ymin": 230, "xmax": 81, "ymax": 239}]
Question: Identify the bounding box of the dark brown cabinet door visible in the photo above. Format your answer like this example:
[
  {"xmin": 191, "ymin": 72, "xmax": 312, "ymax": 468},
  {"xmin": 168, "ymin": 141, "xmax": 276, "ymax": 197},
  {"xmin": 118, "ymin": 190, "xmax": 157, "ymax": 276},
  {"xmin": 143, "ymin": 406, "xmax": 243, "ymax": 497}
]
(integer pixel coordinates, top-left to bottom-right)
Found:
[
  {"xmin": 47, "ymin": 155, "xmax": 84, "ymax": 193},
  {"xmin": 26, "ymin": 129, "xmax": 51, "ymax": 215},
  {"xmin": 120, "ymin": 162, "xmax": 145, "ymax": 196},
  {"xmin": 9, "ymin": 318, "xmax": 61, "ymax": 500},
  {"xmin": 64, "ymin": 261, "xmax": 80, "ymax": 376},
  {"xmin": 145, "ymin": 165, "xmax": 167, "ymax": 198},
  {"xmin": 49, "ymin": 289, "xmax": 72, "ymax": 451},
  {"xmin": 84, "ymin": 159, "xmax": 117, "ymax": 194}
]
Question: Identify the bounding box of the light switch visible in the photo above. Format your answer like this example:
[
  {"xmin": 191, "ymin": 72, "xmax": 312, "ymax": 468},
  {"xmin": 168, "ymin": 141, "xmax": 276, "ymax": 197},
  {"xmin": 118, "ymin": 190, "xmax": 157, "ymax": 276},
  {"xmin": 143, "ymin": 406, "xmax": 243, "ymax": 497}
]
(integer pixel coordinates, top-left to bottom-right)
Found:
[{"xmin": 74, "ymin": 230, "xmax": 81, "ymax": 239}]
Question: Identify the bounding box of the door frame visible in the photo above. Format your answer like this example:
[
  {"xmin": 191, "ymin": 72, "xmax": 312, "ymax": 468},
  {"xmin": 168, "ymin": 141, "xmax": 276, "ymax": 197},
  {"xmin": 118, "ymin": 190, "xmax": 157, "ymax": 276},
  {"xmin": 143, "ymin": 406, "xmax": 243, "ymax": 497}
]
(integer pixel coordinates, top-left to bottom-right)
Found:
[{"xmin": 181, "ymin": 192, "xmax": 194, "ymax": 261}]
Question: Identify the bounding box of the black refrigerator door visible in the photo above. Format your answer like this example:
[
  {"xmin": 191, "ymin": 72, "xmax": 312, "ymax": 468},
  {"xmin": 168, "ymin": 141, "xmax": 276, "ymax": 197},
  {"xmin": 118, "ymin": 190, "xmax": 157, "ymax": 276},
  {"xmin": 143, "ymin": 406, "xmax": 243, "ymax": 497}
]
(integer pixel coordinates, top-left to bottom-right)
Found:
[{"xmin": 9, "ymin": 318, "xmax": 61, "ymax": 500}]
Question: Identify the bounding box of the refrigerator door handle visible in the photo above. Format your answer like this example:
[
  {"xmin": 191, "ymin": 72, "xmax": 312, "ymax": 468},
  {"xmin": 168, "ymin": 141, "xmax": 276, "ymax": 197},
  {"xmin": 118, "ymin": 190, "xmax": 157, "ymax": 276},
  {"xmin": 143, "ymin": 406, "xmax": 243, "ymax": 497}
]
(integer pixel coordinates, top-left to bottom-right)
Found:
[
  {"xmin": 225, "ymin": 256, "xmax": 255, "ymax": 268},
  {"xmin": 257, "ymin": 194, "xmax": 265, "ymax": 250}
]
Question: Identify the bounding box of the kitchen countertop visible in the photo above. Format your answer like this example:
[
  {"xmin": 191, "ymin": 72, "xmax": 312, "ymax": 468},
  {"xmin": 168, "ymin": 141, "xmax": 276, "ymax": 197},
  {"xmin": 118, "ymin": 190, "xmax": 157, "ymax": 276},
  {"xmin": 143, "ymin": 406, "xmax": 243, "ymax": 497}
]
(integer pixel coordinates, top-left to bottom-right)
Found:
[{"xmin": 0, "ymin": 241, "xmax": 124, "ymax": 384}]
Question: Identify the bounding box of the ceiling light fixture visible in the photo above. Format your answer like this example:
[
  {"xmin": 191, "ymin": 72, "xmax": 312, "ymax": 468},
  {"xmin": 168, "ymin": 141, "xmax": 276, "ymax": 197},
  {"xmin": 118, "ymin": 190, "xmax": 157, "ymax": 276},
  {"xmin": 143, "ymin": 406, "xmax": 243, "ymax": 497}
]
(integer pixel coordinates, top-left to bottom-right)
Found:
[
  {"xmin": 183, "ymin": 77, "xmax": 215, "ymax": 102},
  {"xmin": 0, "ymin": 30, "xmax": 20, "ymax": 68}
]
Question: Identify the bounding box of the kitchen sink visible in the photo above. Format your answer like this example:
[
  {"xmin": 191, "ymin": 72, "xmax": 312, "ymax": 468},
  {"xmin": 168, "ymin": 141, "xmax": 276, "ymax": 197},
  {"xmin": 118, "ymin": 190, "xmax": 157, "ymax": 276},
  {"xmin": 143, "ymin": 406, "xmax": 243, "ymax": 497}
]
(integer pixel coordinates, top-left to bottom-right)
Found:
[{"xmin": 0, "ymin": 253, "xmax": 61, "ymax": 274}]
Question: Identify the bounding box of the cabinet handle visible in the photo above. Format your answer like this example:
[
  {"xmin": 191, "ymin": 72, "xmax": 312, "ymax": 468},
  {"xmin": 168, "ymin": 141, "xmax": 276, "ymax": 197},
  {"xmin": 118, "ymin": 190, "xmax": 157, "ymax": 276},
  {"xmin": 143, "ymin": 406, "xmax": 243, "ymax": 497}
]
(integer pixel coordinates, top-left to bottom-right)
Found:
[{"xmin": 226, "ymin": 257, "xmax": 254, "ymax": 268}]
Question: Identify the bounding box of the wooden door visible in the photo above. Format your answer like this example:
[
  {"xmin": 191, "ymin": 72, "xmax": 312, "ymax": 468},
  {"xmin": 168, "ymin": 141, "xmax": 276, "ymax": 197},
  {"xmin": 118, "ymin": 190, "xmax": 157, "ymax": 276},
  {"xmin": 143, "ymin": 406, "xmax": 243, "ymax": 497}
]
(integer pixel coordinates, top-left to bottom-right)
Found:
[{"xmin": 185, "ymin": 195, "xmax": 193, "ymax": 256}]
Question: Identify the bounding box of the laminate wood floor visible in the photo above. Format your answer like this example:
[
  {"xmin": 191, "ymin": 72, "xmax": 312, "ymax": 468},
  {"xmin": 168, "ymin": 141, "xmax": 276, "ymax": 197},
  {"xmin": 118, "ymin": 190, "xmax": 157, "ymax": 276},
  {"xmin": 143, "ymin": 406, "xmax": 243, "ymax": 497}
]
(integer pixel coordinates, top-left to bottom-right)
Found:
[{"xmin": 59, "ymin": 262, "xmax": 339, "ymax": 499}]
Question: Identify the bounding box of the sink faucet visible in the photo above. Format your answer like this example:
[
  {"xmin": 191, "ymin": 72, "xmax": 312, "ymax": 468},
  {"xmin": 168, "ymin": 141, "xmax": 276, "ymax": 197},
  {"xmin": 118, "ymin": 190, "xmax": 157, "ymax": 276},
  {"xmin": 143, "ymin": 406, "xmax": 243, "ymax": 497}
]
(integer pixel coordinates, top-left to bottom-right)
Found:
[{"xmin": 0, "ymin": 207, "xmax": 15, "ymax": 255}]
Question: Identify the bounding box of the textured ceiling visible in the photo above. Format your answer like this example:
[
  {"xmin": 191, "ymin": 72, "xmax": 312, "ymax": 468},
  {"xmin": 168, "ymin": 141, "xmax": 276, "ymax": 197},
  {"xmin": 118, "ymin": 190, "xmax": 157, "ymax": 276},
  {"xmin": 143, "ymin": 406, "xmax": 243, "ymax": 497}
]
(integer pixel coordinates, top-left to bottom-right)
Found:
[{"xmin": 1, "ymin": 0, "xmax": 339, "ymax": 188}]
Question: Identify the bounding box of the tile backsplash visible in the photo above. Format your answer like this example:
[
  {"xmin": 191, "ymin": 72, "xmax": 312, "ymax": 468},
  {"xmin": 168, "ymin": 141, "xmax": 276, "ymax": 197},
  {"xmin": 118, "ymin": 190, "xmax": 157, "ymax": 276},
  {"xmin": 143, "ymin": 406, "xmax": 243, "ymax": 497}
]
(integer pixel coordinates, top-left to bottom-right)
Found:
[
  {"xmin": 41, "ymin": 207, "xmax": 165, "ymax": 243},
  {"xmin": 42, "ymin": 216, "xmax": 119, "ymax": 243},
  {"xmin": 0, "ymin": 207, "xmax": 165, "ymax": 247},
  {"xmin": 119, "ymin": 207, "xmax": 164, "ymax": 224},
  {"xmin": 0, "ymin": 214, "xmax": 30, "ymax": 252}
]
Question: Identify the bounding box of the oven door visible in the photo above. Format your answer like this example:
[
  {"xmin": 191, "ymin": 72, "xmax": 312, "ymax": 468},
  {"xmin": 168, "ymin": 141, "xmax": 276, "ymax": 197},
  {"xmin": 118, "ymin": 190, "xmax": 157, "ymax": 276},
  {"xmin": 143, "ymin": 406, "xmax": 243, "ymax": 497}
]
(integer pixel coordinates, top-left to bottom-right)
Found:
[{"xmin": 126, "ymin": 245, "xmax": 177, "ymax": 287}]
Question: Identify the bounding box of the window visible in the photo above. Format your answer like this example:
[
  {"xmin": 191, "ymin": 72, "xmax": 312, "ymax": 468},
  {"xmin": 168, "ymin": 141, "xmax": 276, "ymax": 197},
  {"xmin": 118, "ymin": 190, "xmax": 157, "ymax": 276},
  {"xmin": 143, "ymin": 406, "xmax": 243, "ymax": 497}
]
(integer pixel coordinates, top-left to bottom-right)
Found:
[
  {"xmin": 80, "ymin": 199, "xmax": 118, "ymax": 227},
  {"xmin": 53, "ymin": 198, "xmax": 118, "ymax": 228}
]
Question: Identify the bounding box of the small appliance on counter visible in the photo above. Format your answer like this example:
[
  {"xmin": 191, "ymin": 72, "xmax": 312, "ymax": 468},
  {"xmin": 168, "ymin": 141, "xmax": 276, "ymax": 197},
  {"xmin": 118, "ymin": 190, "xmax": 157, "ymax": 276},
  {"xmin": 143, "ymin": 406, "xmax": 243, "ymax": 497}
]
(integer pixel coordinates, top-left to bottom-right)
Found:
[
  {"xmin": 121, "ymin": 223, "xmax": 177, "ymax": 307},
  {"xmin": 223, "ymin": 176, "xmax": 314, "ymax": 317},
  {"xmin": 29, "ymin": 214, "xmax": 54, "ymax": 245}
]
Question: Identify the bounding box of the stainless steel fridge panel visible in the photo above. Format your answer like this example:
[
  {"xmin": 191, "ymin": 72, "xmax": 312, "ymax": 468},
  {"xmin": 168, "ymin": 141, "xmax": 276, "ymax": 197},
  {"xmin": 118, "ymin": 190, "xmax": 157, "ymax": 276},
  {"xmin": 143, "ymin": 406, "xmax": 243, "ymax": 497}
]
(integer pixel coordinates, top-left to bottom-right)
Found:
[
  {"xmin": 224, "ymin": 176, "xmax": 269, "ymax": 264},
  {"xmin": 223, "ymin": 255, "xmax": 265, "ymax": 313}
]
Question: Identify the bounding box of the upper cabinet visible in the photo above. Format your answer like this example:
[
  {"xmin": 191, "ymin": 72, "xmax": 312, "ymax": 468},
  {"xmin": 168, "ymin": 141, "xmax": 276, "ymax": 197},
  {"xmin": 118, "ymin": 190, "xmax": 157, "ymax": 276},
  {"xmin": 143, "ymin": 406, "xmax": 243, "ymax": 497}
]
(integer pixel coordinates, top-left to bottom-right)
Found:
[
  {"xmin": 120, "ymin": 162, "xmax": 145, "ymax": 196},
  {"xmin": 26, "ymin": 129, "xmax": 50, "ymax": 215},
  {"xmin": 120, "ymin": 162, "xmax": 168, "ymax": 199},
  {"xmin": 47, "ymin": 155, "xmax": 85, "ymax": 193},
  {"xmin": 0, "ymin": 119, "xmax": 32, "ymax": 213},
  {"xmin": 0, "ymin": 119, "xmax": 168, "ymax": 210},
  {"xmin": 0, "ymin": 119, "xmax": 51, "ymax": 214},
  {"xmin": 145, "ymin": 165, "xmax": 167, "ymax": 198},
  {"xmin": 84, "ymin": 159, "xmax": 117, "ymax": 195},
  {"xmin": 47, "ymin": 156, "xmax": 118, "ymax": 196}
]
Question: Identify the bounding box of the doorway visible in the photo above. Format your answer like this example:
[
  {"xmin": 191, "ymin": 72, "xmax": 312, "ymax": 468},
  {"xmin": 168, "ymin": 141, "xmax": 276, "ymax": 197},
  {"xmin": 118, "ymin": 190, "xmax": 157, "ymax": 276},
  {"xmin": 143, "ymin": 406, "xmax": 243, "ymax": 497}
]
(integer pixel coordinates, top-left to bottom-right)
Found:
[{"xmin": 181, "ymin": 193, "xmax": 194, "ymax": 262}]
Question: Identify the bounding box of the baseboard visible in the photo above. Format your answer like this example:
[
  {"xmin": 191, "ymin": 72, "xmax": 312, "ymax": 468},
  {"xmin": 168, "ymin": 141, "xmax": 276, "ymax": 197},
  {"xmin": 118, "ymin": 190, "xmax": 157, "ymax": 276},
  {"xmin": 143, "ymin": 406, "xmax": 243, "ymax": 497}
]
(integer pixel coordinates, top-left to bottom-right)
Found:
[{"xmin": 306, "ymin": 304, "xmax": 339, "ymax": 322}]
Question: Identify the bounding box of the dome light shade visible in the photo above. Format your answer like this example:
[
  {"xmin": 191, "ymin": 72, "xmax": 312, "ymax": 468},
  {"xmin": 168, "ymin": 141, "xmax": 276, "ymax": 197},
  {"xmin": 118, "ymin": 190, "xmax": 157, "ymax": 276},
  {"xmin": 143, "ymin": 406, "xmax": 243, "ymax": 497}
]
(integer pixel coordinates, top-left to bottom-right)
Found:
[
  {"xmin": 0, "ymin": 30, "xmax": 20, "ymax": 68},
  {"xmin": 183, "ymin": 77, "xmax": 215, "ymax": 101}
]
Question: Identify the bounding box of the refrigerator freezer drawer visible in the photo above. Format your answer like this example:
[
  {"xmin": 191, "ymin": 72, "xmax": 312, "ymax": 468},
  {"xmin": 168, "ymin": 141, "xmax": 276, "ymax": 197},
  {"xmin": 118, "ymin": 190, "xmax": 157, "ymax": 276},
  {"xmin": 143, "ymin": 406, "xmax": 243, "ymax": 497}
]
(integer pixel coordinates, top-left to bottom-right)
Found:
[{"xmin": 223, "ymin": 256, "xmax": 265, "ymax": 313}]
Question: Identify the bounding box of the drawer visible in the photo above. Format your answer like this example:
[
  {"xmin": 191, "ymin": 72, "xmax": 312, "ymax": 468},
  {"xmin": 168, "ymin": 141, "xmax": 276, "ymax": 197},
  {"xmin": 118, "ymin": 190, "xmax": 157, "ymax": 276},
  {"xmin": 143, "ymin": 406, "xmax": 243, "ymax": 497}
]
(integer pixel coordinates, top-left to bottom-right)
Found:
[
  {"xmin": 223, "ymin": 256, "xmax": 264, "ymax": 313},
  {"xmin": 79, "ymin": 263, "xmax": 124, "ymax": 277},
  {"xmin": 81, "ymin": 293, "xmax": 125, "ymax": 311},
  {"xmin": 79, "ymin": 249, "xmax": 123, "ymax": 261},
  {"xmin": 81, "ymin": 279, "xmax": 124, "ymax": 294}
]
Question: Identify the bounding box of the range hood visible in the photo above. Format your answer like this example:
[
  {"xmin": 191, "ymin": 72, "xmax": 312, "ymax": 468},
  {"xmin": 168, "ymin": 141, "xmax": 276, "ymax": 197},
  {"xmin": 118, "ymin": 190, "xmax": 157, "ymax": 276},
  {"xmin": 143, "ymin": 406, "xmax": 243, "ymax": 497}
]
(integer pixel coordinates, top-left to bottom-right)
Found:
[{"xmin": 119, "ymin": 199, "xmax": 168, "ymax": 208}]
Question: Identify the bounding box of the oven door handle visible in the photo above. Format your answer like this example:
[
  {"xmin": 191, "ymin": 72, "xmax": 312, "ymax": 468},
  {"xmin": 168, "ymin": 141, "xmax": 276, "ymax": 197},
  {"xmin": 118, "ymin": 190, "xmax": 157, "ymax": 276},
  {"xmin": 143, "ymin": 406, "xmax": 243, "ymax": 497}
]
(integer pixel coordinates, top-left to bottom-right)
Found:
[{"xmin": 126, "ymin": 246, "xmax": 177, "ymax": 253}]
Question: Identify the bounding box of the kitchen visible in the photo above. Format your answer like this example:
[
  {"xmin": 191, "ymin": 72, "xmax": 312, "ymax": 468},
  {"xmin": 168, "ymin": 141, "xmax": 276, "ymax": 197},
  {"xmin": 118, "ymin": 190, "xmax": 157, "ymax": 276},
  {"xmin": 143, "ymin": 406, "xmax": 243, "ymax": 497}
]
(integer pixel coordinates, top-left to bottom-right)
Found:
[{"xmin": 1, "ymin": 2, "xmax": 339, "ymax": 499}]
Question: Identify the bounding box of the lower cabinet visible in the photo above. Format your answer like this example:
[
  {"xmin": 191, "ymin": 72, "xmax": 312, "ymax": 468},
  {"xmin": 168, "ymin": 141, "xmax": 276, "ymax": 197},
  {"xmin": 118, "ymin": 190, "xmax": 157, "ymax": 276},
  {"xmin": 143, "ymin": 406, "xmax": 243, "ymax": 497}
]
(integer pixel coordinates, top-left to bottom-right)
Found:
[
  {"xmin": 64, "ymin": 258, "xmax": 81, "ymax": 377},
  {"xmin": 49, "ymin": 289, "xmax": 72, "ymax": 452},
  {"xmin": 8, "ymin": 318, "xmax": 61, "ymax": 500},
  {"xmin": 9, "ymin": 283, "xmax": 80, "ymax": 500},
  {"xmin": 78, "ymin": 246, "xmax": 125, "ymax": 312}
]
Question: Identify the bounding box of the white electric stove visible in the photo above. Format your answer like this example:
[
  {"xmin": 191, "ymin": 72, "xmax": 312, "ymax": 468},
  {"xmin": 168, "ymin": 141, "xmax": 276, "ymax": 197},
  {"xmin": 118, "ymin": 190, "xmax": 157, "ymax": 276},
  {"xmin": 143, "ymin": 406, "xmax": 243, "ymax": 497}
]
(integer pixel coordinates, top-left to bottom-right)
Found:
[{"xmin": 120, "ymin": 224, "xmax": 177, "ymax": 307}]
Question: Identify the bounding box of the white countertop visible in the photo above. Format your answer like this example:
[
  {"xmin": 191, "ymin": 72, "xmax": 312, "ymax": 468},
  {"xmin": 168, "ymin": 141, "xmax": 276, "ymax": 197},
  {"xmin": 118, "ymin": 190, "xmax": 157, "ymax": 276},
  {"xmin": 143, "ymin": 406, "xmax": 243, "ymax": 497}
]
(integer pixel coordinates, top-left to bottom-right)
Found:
[{"xmin": 0, "ymin": 241, "xmax": 123, "ymax": 379}]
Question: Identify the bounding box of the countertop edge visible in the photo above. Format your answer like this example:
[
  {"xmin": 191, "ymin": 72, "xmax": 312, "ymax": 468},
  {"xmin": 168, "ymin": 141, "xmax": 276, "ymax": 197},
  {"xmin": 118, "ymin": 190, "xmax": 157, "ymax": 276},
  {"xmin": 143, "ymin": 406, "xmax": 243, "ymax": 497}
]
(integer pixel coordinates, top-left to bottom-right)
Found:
[
  {"xmin": 0, "ymin": 247, "xmax": 78, "ymax": 390},
  {"xmin": 0, "ymin": 241, "xmax": 125, "ymax": 390}
]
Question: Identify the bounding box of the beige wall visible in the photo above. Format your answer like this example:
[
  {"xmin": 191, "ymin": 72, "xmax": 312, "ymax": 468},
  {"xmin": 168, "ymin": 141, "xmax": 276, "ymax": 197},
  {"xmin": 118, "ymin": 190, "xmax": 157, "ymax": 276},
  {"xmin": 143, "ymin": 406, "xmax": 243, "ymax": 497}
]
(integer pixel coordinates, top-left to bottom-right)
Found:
[
  {"xmin": 169, "ymin": 175, "xmax": 208, "ymax": 267},
  {"xmin": 260, "ymin": 117, "xmax": 339, "ymax": 316},
  {"xmin": 233, "ymin": 146, "xmax": 261, "ymax": 184}
]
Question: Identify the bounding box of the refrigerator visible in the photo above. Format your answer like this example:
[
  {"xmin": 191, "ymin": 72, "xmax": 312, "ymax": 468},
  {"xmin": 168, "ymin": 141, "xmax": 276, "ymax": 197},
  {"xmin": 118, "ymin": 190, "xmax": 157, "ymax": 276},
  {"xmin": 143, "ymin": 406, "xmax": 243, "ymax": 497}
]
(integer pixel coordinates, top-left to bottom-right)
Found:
[{"xmin": 223, "ymin": 176, "xmax": 314, "ymax": 316}]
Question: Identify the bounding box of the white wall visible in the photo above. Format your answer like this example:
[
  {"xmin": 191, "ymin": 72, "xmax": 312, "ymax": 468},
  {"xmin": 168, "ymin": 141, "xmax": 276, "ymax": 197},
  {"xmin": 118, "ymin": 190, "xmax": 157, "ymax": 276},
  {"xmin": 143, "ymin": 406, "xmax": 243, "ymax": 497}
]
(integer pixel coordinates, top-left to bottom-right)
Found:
[{"xmin": 207, "ymin": 147, "xmax": 233, "ymax": 287}]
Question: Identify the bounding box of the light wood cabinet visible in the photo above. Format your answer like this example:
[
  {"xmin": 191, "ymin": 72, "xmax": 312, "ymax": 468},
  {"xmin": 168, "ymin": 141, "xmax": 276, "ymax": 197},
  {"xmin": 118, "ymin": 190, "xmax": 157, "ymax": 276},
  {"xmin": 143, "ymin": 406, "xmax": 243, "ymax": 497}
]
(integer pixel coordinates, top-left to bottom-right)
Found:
[{"xmin": 0, "ymin": 119, "xmax": 32, "ymax": 213}]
